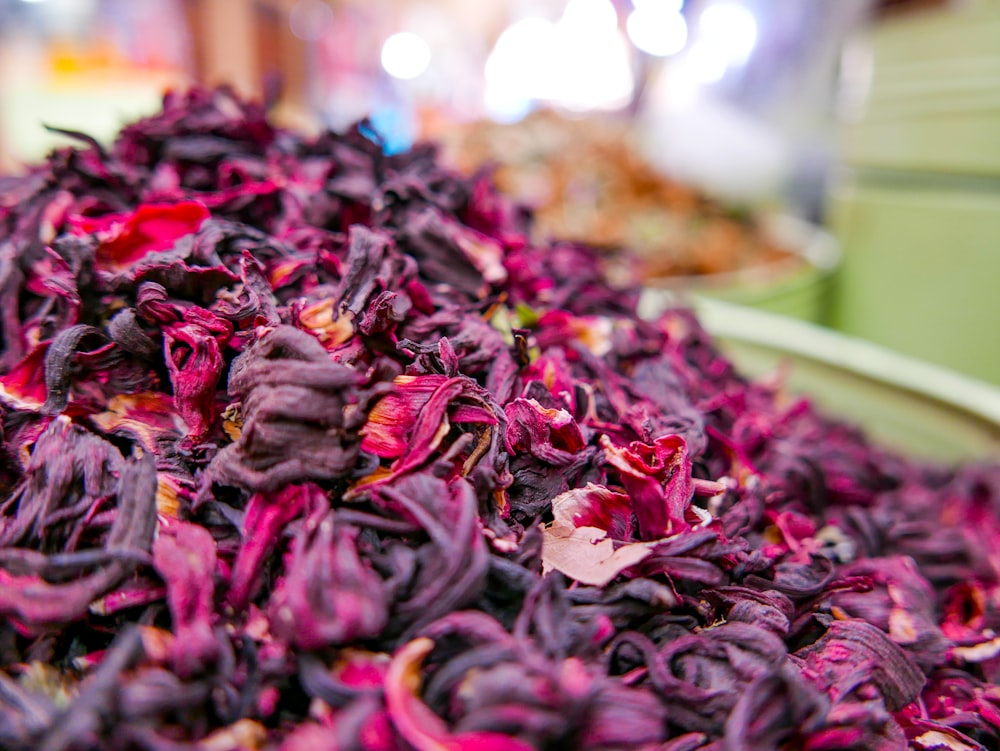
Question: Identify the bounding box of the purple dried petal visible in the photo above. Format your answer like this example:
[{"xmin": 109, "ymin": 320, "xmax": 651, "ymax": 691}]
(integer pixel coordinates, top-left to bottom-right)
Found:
[
  {"xmin": 504, "ymin": 398, "xmax": 585, "ymax": 465},
  {"xmin": 152, "ymin": 520, "xmax": 219, "ymax": 677},
  {"xmin": 0, "ymin": 427, "xmax": 156, "ymax": 632},
  {"xmin": 268, "ymin": 511, "xmax": 388, "ymax": 650},
  {"xmin": 602, "ymin": 434, "xmax": 695, "ymax": 540},
  {"xmin": 162, "ymin": 307, "xmax": 232, "ymax": 443},
  {"xmin": 550, "ymin": 483, "xmax": 634, "ymax": 541},
  {"xmin": 0, "ymin": 343, "xmax": 50, "ymax": 411},
  {"xmin": 385, "ymin": 637, "xmax": 535, "ymax": 751},
  {"xmin": 796, "ymin": 620, "xmax": 925, "ymax": 712},
  {"xmin": 206, "ymin": 325, "xmax": 369, "ymax": 492},
  {"xmin": 226, "ymin": 483, "xmax": 320, "ymax": 610}
]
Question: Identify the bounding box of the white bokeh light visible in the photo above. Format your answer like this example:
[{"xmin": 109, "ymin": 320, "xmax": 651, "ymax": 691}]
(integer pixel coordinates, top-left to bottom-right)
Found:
[
  {"xmin": 680, "ymin": 42, "xmax": 728, "ymax": 84},
  {"xmin": 626, "ymin": 6, "xmax": 687, "ymax": 57},
  {"xmin": 697, "ymin": 2, "xmax": 758, "ymax": 65},
  {"xmin": 484, "ymin": 17, "xmax": 560, "ymax": 119},
  {"xmin": 380, "ymin": 32, "xmax": 432, "ymax": 80},
  {"xmin": 483, "ymin": 2, "xmax": 634, "ymax": 118},
  {"xmin": 561, "ymin": 0, "xmax": 619, "ymax": 35},
  {"xmin": 485, "ymin": 18, "xmax": 560, "ymax": 101},
  {"xmin": 632, "ymin": 0, "xmax": 683, "ymax": 12},
  {"xmin": 552, "ymin": 25, "xmax": 634, "ymax": 111}
]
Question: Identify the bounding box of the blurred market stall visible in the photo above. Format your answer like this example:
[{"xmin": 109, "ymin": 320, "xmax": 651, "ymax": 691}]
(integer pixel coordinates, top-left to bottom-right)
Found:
[{"xmin": 1, "ymin": 0, "xmax": 867, "ymax": 204}]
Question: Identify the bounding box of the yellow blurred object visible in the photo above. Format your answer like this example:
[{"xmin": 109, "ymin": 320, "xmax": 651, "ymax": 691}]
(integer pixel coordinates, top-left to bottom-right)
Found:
[
  {"xmin": 435, "ymin": 110, "xmax": 794, "ymax": 280},
  {"xmin": 0, "ymin": 1, "xmax": 190, "ymax": 171}
]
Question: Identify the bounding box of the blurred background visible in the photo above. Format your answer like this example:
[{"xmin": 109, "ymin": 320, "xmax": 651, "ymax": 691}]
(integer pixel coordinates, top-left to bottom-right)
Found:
[
  {"xmin": 0, "ymin": 0, "xmax": 870, "ymax": 207},
  {"xmin": 0, "ymin": 0, "xmax": 998, "ymax": 385}
]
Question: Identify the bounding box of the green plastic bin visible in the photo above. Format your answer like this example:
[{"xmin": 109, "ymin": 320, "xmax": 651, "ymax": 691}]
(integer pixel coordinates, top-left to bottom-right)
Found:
[
  {"xmin": 638, "ymin": 297, "xmax": 1000, "ymax": 463},
  {"xmin": 829, "ymin": 175, "xmax": 1000, "ymax": 385},
  {"xmin": 644, "ymin": 215, "xmax": 841, "ymax": 324},
  {"xmin": 830, "ymin": 0, "xmax": 1000, "ymax": 384}
]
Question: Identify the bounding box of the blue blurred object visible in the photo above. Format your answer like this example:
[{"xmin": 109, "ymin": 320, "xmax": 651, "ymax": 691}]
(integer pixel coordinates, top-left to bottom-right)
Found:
[{"xmin": 368, "ymin": 104, "xmax": 415, "ymax": 155}]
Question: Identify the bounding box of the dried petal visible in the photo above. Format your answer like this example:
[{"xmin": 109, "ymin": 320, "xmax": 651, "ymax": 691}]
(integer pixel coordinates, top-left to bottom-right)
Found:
[{"xmin": 542, "ymin": 522, "xmax": 654, "ymax": 587}]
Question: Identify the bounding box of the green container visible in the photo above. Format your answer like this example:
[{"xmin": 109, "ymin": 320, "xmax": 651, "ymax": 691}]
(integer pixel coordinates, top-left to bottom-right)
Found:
[
  {"xmin": 643, "ymin": 215, "xmax": 841, "ymax": 324},
  {"xmin": 840, "ymin": 1, "xmax": 1000, "ymax": 176},
  {"xmin": 638, "ymin": 297, "xmax": 1000, "ymax": 463},
  {"xmin": 829, "ymin": 175, "xmax": 1000, "ymax": 384},
  {"xmin": 831, "ymin": 0, "xmax": 1000, "ymax": 384}
]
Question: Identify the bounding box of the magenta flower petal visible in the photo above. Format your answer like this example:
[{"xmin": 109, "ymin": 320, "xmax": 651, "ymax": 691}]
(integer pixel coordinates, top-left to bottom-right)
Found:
[
  {"xmin": 602, "ymin": 434, "xmax": 694, "ymax": 539},
  {"xmin": 71, "ymin": 201, "xmax": 210, "ymax": 272},
  {"xmin": 152, "ymin": 520, "xmax": 220, "ymax": 677}
]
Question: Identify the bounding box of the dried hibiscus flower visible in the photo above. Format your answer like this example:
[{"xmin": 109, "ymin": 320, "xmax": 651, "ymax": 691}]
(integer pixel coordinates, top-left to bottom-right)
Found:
[{"xmin": 0, "ymin": 86, "xmax": 998, "ymax": 751}]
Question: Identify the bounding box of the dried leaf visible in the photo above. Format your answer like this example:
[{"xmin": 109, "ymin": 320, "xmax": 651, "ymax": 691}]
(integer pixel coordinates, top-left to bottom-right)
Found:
[{"xmin": 541, "ymin": 521, "xmax": 655, "ymax": 587}]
